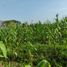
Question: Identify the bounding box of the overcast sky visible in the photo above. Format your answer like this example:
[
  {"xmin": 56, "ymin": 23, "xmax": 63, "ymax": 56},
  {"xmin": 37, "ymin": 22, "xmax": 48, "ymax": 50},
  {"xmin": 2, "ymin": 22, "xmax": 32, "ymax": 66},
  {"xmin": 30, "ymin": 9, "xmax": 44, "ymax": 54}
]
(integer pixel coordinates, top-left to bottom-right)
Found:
[{"xmin": 0, "ymin": 0, "xmax": 67, "ymax": 22}]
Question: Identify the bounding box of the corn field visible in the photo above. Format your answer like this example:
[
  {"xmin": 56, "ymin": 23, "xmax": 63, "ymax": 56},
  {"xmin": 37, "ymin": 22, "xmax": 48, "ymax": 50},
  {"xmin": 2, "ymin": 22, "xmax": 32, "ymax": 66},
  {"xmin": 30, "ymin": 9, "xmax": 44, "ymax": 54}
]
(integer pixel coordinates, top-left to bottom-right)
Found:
[{"xmin": 0, "ymin": 16, "xmax": 67, "ymax": 67}]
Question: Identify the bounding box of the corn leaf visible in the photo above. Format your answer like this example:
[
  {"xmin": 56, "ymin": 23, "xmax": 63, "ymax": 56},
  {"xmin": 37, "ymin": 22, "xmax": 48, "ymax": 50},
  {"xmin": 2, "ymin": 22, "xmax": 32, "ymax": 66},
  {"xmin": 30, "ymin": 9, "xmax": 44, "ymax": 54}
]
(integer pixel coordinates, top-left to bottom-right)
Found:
[{"xmin": 0, "ymin": 41, "xmax": 7, "ymax": 58}]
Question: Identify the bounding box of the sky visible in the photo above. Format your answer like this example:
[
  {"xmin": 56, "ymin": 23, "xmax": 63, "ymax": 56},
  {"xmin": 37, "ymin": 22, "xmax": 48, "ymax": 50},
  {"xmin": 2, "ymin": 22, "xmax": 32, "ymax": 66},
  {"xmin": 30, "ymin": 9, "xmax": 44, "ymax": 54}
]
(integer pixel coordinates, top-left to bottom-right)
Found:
[{"xmin": 0, "ymin": 0, "xmax": 67, "ymax": 22}]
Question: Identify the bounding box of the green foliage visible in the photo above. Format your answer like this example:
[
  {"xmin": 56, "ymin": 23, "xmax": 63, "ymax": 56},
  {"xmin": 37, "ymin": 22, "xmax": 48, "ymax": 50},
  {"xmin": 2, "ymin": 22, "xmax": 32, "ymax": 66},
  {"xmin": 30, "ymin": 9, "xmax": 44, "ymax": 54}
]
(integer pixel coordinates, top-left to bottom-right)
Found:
[
  {"xmin": 37, "ymin": 60, "xmax": 51, "ymax": 67},
  {"xmin": 24, "ymin": 64, "xmax": 31, "ymax": 67},
  {"xmin": 24, "ymin": 60, "xmax": 51, "ymax": 67},
  {"xmin": 0, "ymin": 41, "xmax": 7, "ymax": 58},
  {"xmin": 0, "ymin": 17, "xmax": 67, "ymax": 67}
]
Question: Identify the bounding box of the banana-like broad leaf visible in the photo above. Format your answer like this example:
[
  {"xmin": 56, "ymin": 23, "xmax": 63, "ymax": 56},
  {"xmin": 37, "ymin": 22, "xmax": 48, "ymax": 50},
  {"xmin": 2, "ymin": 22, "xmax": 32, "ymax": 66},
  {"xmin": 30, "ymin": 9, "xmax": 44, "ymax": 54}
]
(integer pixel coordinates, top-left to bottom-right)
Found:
[
  {"xmin": 37, "ymin": 60, "xmax": 51, "ymax": 67},
  {"xmin": 0, "ymin": 41, "xmax": 7, "ymax": 58}
]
